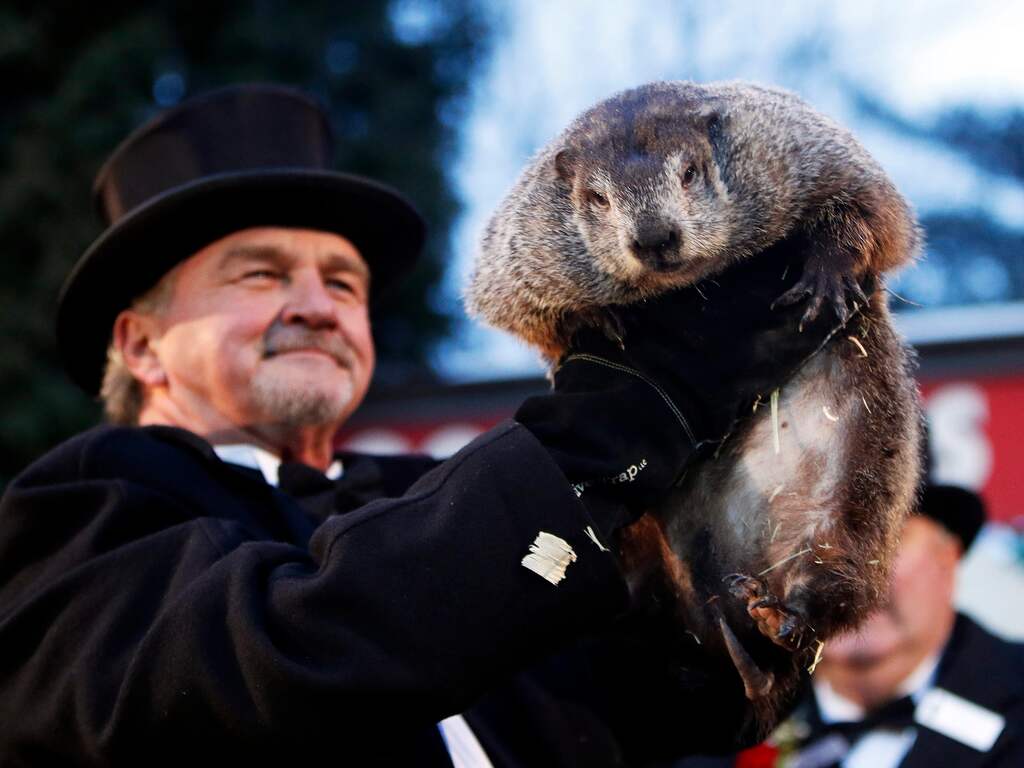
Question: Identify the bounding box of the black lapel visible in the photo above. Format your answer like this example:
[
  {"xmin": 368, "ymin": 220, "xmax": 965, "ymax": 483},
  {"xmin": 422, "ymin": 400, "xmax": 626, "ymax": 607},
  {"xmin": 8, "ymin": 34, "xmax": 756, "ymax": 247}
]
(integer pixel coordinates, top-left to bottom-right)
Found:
[
  {"xmin": 140, "ymin": 425, "xmax": 320, "ymax": 544},
  {"xmin": 900, "ymin": 615, "xmax": 1022, "ymax": 768}
]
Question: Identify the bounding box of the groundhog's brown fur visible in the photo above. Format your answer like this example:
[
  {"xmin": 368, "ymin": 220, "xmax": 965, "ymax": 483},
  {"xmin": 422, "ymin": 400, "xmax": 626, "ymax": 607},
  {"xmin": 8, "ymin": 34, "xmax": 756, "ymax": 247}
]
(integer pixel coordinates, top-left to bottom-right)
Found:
[
  {"xmin": 466, "ymin": 81, "xmax": 924, "ymax": 733},
  {"xmin": 467, "ymin": 81, "xmax": 920, "ymax": 359}
]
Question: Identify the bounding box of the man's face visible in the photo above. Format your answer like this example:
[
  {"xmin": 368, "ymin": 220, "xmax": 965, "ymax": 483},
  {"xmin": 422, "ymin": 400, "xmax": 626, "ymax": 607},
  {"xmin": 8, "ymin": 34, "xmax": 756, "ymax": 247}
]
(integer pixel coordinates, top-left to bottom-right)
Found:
[
  {"xmin": 144, "ymin": 226, "xmax": 375, "ymax": 432},
  {"xmin": 823, "ymin": 515, "xmax": 961, "ymax": 668}
]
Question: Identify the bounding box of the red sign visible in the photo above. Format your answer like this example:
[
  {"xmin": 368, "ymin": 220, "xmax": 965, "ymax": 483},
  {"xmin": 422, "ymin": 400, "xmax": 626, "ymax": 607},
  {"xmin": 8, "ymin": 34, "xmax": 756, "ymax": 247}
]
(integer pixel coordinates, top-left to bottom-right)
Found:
[
  {"xmin": 923, "ymin": 375, "xmax": 1024, "ymax": 526},
  {"xmin": 340, "ymin": 373, "xmax": 1024, "ymax": 526},
  {"xmin": 339, "ymin": 415, "xmax": 506, "ymax": 459}
]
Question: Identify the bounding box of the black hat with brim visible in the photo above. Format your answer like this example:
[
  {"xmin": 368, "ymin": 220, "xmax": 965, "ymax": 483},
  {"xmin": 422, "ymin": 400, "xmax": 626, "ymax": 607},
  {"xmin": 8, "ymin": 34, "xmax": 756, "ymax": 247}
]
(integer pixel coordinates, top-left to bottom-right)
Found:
[
  {"xmin": 919, "ymin": 483, "xmax": 987, "ymax": 553},
  {"xmin": 56, "ymin": 84, "xmax": 426, "ymax": 395}
]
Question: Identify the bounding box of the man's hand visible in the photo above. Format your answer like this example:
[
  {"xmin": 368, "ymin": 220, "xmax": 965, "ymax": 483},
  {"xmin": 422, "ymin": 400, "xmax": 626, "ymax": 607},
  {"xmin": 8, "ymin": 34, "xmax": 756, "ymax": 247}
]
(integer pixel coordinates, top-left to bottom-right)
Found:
[{"xmin": 516, "ymin": 236, "xmax": 860, "ymax": 536}]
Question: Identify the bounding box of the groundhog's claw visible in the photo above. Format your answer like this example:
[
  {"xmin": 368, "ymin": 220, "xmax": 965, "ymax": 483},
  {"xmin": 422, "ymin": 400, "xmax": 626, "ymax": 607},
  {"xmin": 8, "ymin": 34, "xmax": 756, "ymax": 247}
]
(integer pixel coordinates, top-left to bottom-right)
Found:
[
  {"xmin": 777, "ymin": 615, "xmax": 804, "ymax": 645},
  {"xmin": 599, "ymin": 309, "xmax": 627, "ymax": 350},
  {"xmin": 843, "ymin": 274, "xmax": 869, "ymax": 312},
  {"xmin": 724, "ymin": 573, "xmax": 763, "ymax": 598},
  {"xmin": 772, "ymin": 262, "xmax": 854, "ymax": 330},
  {"xmin": 770, "ymin": 282, "xmax": 811, "ymax": 312},
  {"xmin": 724, "ymin": 573, "xmax": 812, "ymax": 651}
]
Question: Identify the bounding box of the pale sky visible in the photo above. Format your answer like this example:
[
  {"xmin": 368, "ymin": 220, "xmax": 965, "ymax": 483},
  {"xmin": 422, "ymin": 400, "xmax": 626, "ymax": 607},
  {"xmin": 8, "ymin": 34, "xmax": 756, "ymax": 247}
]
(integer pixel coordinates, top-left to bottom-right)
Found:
[{"xmin": 437, "ymin": 0, "xmax": 1024, "ymax": 380}]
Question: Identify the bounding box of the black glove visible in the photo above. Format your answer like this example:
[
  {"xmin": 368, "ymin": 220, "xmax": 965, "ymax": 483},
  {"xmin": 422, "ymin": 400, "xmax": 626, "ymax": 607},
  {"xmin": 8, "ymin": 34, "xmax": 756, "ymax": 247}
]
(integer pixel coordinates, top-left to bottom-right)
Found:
[{"xmin": 516, "ymin": 236, "xmax": 862, "ymax": 534}]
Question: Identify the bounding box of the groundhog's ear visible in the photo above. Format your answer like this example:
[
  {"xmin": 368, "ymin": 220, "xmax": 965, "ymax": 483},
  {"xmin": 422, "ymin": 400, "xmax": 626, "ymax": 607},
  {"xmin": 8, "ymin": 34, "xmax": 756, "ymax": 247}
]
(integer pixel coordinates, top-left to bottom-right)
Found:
[
  {"xmin": 702, "ymin": 110, "xmax": 730, "ymax": 174},
  {"xmin": 553, "ymin": 149, "xmax": 578, "ymax": 183},
  {"xmin": 701, "ymin": 110, "xmax": 726, "ymax": 142}
]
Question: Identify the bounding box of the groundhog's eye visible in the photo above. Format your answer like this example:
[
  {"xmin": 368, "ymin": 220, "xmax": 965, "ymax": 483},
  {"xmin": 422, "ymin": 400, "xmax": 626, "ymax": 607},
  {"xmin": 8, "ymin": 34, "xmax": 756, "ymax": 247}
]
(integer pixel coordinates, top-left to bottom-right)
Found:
[
  {"xmin": 681, "ymin": 164, "xmax": 698, "ymax": 187},
  {"xmin": 585, "ymin": 189, "xmax": 610, "ymax": 209}
]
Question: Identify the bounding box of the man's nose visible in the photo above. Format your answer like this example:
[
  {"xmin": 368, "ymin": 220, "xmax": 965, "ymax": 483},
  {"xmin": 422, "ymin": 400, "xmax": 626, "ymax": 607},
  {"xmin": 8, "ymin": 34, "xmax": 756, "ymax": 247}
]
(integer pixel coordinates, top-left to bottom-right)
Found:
[{"xmin": 281, "ymin": 271, "xmax": 338, "ymax": 329}]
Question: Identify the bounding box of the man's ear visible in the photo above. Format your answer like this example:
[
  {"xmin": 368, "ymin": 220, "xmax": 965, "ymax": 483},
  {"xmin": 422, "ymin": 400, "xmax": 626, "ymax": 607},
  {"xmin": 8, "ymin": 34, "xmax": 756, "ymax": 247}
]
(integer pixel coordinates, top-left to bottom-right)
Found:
[{"xmin": 113, "ymin": 309, "xmax": 167, "ymax": 387}]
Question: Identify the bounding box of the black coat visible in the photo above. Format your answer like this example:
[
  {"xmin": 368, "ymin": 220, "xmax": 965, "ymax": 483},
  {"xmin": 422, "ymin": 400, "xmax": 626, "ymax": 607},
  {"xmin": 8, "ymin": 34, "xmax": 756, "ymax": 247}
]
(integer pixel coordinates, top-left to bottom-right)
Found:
[
  {"xmin": 675, "ymin": 613, "xmax": 1024, "ymax": 768},
  {"xmin": 0, "ymin": 421, "xmax": 727, "ymax": 766},
  {"xmin": 880, "ymin": 613, "xmax": 1024, "ymax": 768}
]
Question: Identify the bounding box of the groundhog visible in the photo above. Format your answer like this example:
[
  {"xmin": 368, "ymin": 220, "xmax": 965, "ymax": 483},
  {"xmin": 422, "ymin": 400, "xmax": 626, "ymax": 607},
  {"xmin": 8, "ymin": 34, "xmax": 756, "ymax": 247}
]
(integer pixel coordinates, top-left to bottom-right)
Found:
[{"xmin": 466, "ymin": 81, "xmax": 923, "ymax": 737}]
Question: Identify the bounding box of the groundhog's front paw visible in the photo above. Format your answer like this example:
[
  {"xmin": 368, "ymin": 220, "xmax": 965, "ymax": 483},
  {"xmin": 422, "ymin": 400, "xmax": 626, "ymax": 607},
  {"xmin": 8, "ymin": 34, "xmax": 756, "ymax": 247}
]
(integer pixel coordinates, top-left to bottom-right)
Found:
[
  {"xmin": 771, "ymin": 259, "xmax": 868, "ymax": 330},
  {"xmin": 724, "ymin": 574, "xmax": 813, "ymax": 651}
]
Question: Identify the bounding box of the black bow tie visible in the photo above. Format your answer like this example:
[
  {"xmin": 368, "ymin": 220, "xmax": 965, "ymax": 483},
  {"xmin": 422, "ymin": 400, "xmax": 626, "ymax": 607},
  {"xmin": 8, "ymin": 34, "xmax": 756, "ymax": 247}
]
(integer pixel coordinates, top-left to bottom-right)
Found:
[
  {"xmin": 795, "ymin": 695, "xmax": 917, "ymax": 768},
  {"xmin": 826, "ymin": 694, "xmax": 916, "ymax": 740},
  {"xmin": 278, "ymin": 461, "xmax": 337, "ymax": 497}
]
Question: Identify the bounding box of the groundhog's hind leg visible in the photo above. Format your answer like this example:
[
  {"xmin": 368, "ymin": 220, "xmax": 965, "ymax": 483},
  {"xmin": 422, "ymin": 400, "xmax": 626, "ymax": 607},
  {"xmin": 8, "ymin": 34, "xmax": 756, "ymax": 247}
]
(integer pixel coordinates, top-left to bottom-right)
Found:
[{"xmin": 724, "ymin": 573, "xmax": 815, "ymax": 651}]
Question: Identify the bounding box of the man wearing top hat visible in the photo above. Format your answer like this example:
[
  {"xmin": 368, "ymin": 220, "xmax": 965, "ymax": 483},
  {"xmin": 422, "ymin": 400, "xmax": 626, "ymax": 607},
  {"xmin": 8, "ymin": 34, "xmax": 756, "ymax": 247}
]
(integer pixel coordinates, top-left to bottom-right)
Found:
[
  {"xmin": 0, "ymin": 85, "xmax": 845, "ymax": 765},
  {"xmin": 679, "ymin": 484, "xmax": 1024, "ymax": 768}
]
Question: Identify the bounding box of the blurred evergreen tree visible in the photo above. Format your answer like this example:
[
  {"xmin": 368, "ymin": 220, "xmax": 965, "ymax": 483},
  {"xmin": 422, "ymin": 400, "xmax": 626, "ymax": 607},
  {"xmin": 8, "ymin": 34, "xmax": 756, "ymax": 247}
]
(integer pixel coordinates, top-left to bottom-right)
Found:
[
  {"xmin": 910, "ymin": 106, "xmax": 1024, "ymax": 309},
  {"xmin": 937, "ymin": 107, "xmax": 1024, "ymax": 184},
  {"xmin": 0, "ymin": 0, "xmax": 489, "ymax": 483},
  {"xmin": 848, "ymin": 84, "xmax": 1024, "ymax": 310}
]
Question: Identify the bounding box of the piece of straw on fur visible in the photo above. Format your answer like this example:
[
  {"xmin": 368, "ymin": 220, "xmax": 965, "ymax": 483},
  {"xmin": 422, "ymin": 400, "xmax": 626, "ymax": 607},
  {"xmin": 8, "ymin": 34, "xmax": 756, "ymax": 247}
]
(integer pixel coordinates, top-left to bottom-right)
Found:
[{"xmin": 770, "ymin": 388, "xmax": 781, "ymax": 454}]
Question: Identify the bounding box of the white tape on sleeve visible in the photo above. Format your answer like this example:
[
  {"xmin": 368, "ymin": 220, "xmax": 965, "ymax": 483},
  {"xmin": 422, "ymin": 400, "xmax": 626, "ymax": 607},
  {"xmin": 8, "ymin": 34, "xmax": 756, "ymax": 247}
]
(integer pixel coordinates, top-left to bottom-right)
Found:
[{"xmin": 521, "ymin": 531, "xmax": 577, "ymax": 585}]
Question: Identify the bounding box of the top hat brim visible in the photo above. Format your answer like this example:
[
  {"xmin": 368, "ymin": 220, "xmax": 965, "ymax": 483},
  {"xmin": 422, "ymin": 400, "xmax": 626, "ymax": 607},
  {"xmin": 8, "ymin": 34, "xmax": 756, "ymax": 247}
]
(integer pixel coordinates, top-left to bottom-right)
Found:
[{"xmin": 57, "ymin": 168, "xmax": 426, "ymax": 396}]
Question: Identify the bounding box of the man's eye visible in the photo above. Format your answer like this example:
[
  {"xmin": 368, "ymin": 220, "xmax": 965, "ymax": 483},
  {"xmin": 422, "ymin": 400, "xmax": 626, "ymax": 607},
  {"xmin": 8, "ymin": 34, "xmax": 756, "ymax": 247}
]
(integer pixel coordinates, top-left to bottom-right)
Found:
[
  {"xmin": 327, "ymin": 278, "xmax": 357, "ymax": 294},
  {"xmin": 242, "ymin": 269, "xmax": 279, "ymax": 281}
]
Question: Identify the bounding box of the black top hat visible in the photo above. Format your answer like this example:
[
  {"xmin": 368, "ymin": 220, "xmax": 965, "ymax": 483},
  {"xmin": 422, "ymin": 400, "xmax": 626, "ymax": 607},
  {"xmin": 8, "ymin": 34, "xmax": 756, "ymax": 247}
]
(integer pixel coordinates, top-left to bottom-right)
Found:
[
  {"xmin": 919, "ymin": 483, "xmax": 987, "ymax": 553},
  {"xmin": 57, "ymin": 83, "xmax": 426, "ymax": 395}
]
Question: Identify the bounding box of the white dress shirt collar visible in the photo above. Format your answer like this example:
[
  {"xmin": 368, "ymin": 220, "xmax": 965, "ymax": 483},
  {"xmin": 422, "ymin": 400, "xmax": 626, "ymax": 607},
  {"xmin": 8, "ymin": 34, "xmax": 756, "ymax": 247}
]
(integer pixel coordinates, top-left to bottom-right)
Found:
[
  {"xmin": 213, "ymin": 443, "xmax": 343, "ymax": 487},
  {"xmin": 814, "ymin": 649, "xmax": 941, "ymax": 724}
]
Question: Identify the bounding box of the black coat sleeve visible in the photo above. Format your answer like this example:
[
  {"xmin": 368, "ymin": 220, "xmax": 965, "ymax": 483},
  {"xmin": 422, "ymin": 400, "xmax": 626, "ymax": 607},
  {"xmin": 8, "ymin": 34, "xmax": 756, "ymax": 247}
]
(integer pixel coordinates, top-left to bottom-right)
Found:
[{"xmin": 0, "ymin": 421, "xmax": 629, "ymax": 762}]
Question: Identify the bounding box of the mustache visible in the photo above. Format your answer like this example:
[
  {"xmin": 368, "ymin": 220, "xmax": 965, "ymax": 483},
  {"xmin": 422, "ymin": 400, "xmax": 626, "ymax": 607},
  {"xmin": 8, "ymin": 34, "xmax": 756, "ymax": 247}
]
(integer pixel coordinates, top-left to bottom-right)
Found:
[{"xmin": 261, "ymin": 323, "xmax": 356, "ymax": 368}]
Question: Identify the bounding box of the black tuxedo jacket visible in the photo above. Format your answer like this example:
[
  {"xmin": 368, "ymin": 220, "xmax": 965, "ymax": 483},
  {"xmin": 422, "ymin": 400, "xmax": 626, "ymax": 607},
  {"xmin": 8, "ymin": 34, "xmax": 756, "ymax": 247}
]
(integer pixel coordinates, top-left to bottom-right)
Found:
[
  {"xmin": 0, "ymin": 421, "xmax": 728, "ymax": 766},
  {"xmin": 676, "ymin": 613, "xmax": 1024, "ymax": 768},
  {"xmin": 888, "ymin": 613, "xmax": 1024, "ymax": 768}
]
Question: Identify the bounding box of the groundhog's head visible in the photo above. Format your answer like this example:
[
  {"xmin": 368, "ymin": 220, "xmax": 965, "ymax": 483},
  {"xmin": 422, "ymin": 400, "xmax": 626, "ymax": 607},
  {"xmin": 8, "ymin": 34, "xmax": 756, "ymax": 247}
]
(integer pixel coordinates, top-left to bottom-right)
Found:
[{"xmin": 552, "ymin": 84, "xmax": 739, "ymax": 298}]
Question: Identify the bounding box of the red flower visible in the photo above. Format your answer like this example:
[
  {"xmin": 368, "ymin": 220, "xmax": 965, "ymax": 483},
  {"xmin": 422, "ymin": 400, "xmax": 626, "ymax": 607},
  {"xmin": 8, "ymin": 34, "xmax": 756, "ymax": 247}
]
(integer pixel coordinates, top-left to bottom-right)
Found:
[{"xmin": 736, "ymin": 742, "xmax": 780, "ymax": 768}]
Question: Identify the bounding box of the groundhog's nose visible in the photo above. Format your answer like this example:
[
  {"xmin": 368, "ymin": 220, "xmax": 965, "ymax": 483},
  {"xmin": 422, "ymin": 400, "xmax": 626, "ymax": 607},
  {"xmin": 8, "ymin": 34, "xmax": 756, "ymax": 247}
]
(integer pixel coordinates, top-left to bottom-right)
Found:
[{"xmin": 631, "ymin": 226, "xmax": 680, "ymax": 269}]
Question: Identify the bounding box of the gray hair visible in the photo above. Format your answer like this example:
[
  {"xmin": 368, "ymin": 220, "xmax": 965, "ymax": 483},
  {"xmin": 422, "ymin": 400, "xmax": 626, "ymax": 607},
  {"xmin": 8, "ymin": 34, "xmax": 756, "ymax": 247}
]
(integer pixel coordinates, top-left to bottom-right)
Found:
[{"xmin": 99, "ymin": 268, "xmax": 179, "ymax": 425}]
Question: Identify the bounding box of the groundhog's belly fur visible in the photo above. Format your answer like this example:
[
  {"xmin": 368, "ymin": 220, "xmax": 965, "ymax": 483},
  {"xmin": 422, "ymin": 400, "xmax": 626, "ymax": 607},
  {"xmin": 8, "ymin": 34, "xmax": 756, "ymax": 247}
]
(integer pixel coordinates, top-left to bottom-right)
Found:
[{"xmin": 618, "ymin": 291, "xmax": 921, "ymax": 732}]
